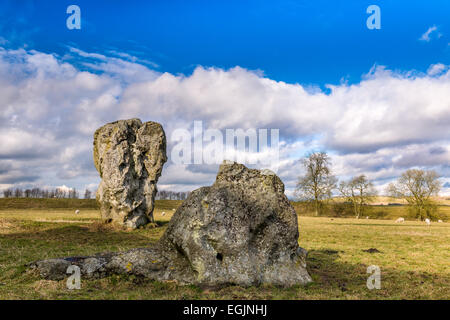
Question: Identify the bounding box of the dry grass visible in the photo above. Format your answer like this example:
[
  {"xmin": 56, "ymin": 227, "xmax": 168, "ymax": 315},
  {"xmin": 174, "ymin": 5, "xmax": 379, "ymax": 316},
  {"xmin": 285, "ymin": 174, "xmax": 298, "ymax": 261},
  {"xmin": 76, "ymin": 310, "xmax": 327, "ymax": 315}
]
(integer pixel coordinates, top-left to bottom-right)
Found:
[{"xmin": 0, "ymin": 200, "xmax": 449, "ymax": 300}]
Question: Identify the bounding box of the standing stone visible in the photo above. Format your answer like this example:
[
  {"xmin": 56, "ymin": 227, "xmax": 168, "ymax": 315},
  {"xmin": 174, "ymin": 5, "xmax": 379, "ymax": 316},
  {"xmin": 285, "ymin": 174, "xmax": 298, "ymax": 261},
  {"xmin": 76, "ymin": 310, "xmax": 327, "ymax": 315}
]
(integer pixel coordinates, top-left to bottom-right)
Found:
[{"xmin": 93, "ymin": 118, "xmax": 167, "ymax": 229}]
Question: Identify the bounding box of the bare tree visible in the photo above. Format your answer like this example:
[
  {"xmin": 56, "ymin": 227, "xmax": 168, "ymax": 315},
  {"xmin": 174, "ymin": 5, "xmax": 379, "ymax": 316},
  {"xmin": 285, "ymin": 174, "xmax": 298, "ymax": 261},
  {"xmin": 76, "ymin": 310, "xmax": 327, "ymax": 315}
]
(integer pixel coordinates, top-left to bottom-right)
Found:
[
  {"xmin": 84, "ymin": 189, "xmax": 92, "ymax": 199},
  {"xmin": 24, "ymin": 189, "xmax": 31, "ymax": 198},
  {"xmin": 156, "ymin": 190, "xmax": 190, "ymax": 200},
  {"xmin": 41, "ymin": 189, "xmax": 49, "ymax": 198},
  {"xmin": 14, "ymin": 188, "xmax": 23, "ymax": 198},
  {"xmin": 3, "ymin": 189, "xmax": 13, "ymax": 198},
  {"xmin": 387, "ymin": 169, "xmax": 441, "ymax": 220},
  {"xmin": 55, "ymin": 188, "xmax": 66, "ymax": 198},
  {"xmin": 30, "ymin": 188, "xmax": 41, "ymax": 198},
  {"xmin": 339, "ymin": 175, "xmax": 377, "ymax": 219},
  {"xmin": 295, "ymin": 152, "xmax": 337, "ymax": 216},
  {"xmin": 68, "ymin": 188, "xmax": 79, "ymax": 199}
]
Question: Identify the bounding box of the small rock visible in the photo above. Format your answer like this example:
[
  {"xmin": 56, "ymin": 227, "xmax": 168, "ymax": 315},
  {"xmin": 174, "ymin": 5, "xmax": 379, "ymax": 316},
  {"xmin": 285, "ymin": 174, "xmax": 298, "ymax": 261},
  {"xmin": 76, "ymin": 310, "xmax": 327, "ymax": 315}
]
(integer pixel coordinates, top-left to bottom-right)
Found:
[{"xmin": 363, "ymin": 248, "xmax": 381, "ymax": 253}]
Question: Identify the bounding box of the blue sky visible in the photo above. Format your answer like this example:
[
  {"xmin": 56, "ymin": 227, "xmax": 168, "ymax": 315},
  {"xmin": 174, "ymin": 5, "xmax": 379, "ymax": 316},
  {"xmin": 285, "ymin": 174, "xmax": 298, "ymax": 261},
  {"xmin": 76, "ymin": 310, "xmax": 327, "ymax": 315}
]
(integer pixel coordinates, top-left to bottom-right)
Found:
[
  {"xmin": 0, "ymin": 1, "xmax": 449, "ymax": 196},
  {"xmin": 2, "ymin": 0, "xmax": 449, "ymax": 85}
]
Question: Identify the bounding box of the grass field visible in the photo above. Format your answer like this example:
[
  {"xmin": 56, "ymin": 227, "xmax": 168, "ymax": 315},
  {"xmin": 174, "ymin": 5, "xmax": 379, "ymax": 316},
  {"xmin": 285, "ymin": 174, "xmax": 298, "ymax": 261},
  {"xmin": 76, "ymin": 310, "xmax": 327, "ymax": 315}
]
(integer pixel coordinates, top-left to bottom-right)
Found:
[{"xmin": 0, "ymin": 199, "xmax": 449, "ymax": 300}]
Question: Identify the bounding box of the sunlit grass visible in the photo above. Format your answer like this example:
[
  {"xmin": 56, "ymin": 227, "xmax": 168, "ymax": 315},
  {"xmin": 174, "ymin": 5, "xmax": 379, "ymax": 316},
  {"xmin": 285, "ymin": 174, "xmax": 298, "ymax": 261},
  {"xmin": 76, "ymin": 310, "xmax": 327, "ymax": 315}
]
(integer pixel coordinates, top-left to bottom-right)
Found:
[{"xmin": 0, "ymin": 201, "xmax": 448, "ymax": 300}]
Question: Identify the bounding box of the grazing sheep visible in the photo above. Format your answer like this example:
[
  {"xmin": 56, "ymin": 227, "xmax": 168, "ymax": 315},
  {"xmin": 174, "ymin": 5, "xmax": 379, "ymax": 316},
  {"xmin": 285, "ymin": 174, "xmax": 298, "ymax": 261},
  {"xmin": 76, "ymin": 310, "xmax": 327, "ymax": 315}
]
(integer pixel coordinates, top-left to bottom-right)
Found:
[
  {"xmin": 438, "ymin": 220, "xmax": 443, "ymax": 223},
  {"xmin": 161, "ymin": 211, "xmax": 166, "ymax": 216},
  {"xmin": 172, "ymin": 208, "xmax": 176, "ymax": 211},
  {"xmin": 75, "ymin": 210, "xmax": 80, "ymax": 215},
  {"xmin": 425, "ymin": 218, "xmax": 431, "ymax": 226},
  {"xmin": 366, "ymin": 216, "xmax": 369, "ymax": 219},
  {"xmin": 395, "ymin": 217, "xmax": 405, "ymax": 223}
]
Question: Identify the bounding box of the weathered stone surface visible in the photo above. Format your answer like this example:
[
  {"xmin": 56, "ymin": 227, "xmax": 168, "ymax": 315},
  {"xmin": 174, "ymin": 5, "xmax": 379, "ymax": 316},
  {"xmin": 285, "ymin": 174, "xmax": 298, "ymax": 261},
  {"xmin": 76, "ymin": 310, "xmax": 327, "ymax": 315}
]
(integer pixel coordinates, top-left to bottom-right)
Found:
[
  {"xmin": 30, "ymin": 162, "xmax": 311, "ymax": 287},
  {"xmin": 29, "ymin": 249, "xmax": 168, "ymax": 281},
  {"xmin": 31, "ymin": 259, "xmax": 71, "ymax": 281},
  {"xmin": 93, "ymin": 118, "xmax": 167, "ymax": 229},
  {"xmin": 158, "ymin": 161, "xmax": 312, "ymax": 287}
]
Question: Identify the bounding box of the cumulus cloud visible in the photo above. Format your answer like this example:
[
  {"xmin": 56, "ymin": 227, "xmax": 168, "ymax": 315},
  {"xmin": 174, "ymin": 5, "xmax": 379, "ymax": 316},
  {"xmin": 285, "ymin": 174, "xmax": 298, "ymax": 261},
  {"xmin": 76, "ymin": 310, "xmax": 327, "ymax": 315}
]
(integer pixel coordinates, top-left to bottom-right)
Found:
[
  {"xmin": 0, "ymin": 45, "xmax": 449, "ymax": 197},
  {"xmin": 427, "ymin": 63, "xmax": 448, "ymax": 76}
]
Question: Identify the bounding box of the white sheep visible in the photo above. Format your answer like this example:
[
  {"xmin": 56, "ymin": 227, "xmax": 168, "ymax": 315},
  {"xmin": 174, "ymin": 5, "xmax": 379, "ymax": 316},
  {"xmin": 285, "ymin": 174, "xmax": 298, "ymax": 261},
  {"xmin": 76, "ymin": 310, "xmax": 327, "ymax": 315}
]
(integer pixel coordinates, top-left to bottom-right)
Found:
[
  {"xmin": 75, "ymin": 210, "xmax": 80, "ymax": 215},
  {"xmin": 366, "ymin": 216, "xmax": 369, "ymax": 219},
  {"xmin": 438, "ymin": 220, "xmax": 443, "ymax": 223},
  {"xmin": 395, "ymin": 217, "xmax": 405, "ymax": 223},
  {"xmin": 425, "ymin": 218, "xmax": 431, "ymax": 226},
  {"xmin": 161, "ymin": 211, "xmax": 166, "ymax": 216}
]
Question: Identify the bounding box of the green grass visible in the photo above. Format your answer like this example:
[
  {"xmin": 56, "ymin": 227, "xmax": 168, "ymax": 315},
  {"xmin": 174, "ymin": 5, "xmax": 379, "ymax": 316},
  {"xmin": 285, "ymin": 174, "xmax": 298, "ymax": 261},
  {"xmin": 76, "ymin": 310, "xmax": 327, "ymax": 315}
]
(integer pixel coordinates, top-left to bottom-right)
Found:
[
  {"xmin": 0, "ymin": 198, "xmax": 99, "ymax": 210},
  {"xmin": 0, "ymin": 200, "xmax": 449, "ymax": 299}
]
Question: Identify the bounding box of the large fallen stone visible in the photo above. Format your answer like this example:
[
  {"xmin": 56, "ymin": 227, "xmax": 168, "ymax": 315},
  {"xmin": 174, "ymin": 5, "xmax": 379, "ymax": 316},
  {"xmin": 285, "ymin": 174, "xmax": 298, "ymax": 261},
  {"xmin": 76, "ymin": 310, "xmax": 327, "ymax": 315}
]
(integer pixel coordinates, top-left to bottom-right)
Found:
[
  {"xmin": 30, "ymin": 162, "xmax": 312, "ymax": 287},
  {"xmin": 158, "ymin": 161, "xmax": 312, "ymax": 286},
  {"xmin": 93, "ymin": 118, "xmax": 167, "ymax": 229}
]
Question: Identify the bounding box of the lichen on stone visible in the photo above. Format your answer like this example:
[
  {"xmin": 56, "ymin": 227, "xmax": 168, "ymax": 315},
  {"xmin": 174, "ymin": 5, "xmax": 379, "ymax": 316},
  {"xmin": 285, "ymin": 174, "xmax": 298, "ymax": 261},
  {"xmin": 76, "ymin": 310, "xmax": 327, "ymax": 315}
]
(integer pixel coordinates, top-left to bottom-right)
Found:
[
  {"xmin": 30, "ymin": 161, "xmax": 312, "ymax": 287},
  {"xmin": 93, "ymin": 118, "xmax": 167, "ymax": 229}
]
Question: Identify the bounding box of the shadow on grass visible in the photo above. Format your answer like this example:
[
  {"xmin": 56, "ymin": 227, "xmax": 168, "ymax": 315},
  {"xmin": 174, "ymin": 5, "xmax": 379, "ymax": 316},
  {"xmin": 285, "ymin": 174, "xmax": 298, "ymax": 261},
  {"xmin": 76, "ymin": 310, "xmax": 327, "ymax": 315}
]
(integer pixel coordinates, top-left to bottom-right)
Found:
[
  {"xmin": 155, "ymin": 220, "xmax": 170, "ymax": 227},
  {"xmin": 1, "ymin": 223, "xmax": 160, "ymax": 248},
  {"xmin": 1, "ymin": 223, "xmax": 448, "ymax": 299},
  {"xmin": 306, "ymin": 249, "xmax": 366, "ymax": 290}
]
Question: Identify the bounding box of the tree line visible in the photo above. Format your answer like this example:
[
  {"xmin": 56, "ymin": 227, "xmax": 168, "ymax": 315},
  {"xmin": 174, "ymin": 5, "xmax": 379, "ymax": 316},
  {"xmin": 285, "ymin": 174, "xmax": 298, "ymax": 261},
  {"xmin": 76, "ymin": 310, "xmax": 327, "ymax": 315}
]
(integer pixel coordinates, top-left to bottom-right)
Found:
[
  {"xmin": 156, "ymin": 190, "xmax": 191, "ymax": 200},
  {"xmin": 295, "ymin": 152, "xmax": 442, "ymax": 221},
  {"xmin": 2, "ymin": 187, "xmax": 92, "ymax": 199},
  {"xmin": 2, "ymin": 152, "xmax": 442, "ymax": 220},
  {"xmin": 2, "ymin": 187, "xmax": 190, "ymax": 201}
]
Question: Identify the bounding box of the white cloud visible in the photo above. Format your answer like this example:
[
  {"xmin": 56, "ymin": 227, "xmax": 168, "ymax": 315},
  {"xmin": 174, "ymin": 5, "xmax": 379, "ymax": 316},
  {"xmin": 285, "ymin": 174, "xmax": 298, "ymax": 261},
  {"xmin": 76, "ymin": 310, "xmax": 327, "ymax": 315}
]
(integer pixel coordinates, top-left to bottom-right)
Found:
[
  {"xmin": 68, "ymin": 47, "xmax": 160, "ymax": 84},
  {"xmin": 427, "ymin": 63, "xmax": 447, "ymax": 76},
  {"xmin": 419, "ymin": 25, "xmax": 440, "ymax": 42},
  {"xmin": 117, "ymin": 64, "xmax": 450, "ymax": 154},
  {"xmin": 0, "ymin": 46, "xmax": 449, "ymax": 197}
]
